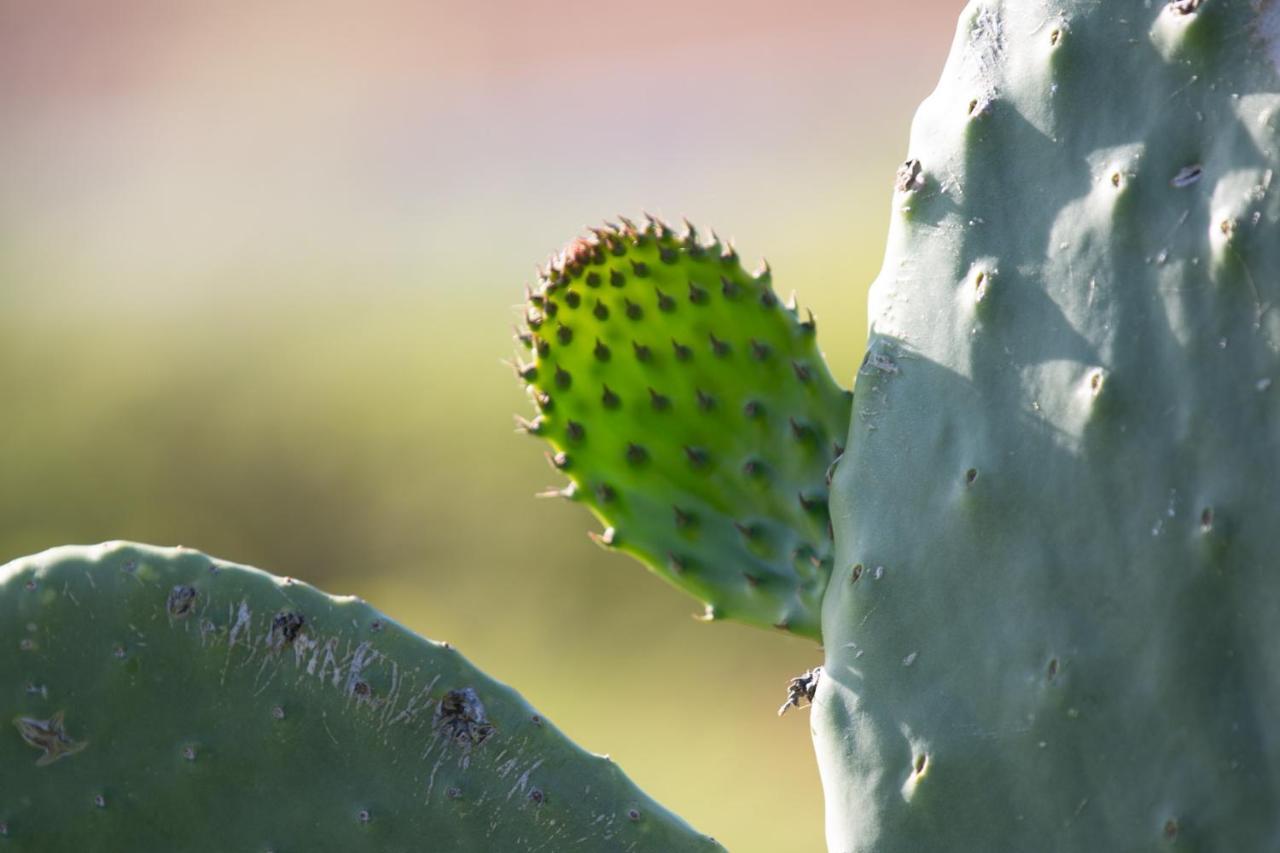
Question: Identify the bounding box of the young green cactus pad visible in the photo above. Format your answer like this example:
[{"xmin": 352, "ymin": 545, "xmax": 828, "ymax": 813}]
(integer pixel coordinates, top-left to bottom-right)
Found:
[
  {"xmin": 0, "ymin": 542, "xmax": 722, "ymax": 852},
  {"xmin": 817, "ymin": 0, "xmax": 1280, "ymax": 849},
  {"xmin": 516, "ymin": 218, "xmax": 850, "ymax": 639}
]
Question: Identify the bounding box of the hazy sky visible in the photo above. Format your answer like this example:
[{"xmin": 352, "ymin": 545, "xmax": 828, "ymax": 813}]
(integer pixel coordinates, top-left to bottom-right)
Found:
[{"xmin": 1, "ymin": 1, "xmax": 964, "ymax": 314}]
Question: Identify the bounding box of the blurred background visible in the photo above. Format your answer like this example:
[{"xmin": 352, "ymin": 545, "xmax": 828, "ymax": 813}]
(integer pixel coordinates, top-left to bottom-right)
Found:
[{"xmin": 0, "ymin": 1, "xmax": 961, "ymax": 849}]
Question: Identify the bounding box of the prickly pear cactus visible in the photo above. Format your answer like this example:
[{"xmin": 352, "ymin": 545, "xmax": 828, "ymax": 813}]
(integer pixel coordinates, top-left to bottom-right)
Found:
[
  {"xmin": 817, "ymin": 0, "xmax": 1280, "ymax": 850},
  {"xmin": 516, "ymin": 219, "xmax": 850, "ymax": 639},
  {"xmin": 0, "ymin": 542, "xmax": 722, "ymax": 852}
]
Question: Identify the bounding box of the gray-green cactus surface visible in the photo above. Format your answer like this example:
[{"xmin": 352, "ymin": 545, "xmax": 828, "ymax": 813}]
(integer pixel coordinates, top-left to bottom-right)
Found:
[
  {"xmin": 817, "ymin": 0, "xmax": 1280, "ymax": 849},
  {"xmin": 0, "ymin": 542, "xmax": 723, "ymax": 852}
]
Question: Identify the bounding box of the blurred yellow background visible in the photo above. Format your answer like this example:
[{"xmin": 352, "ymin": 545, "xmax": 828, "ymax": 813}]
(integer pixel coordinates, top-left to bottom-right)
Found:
[{"xmin": 0, "ymin": 2, "xmax": 961, "ymax": 849}]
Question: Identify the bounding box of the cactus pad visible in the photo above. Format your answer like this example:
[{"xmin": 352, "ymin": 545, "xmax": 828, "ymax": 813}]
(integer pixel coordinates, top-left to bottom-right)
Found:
[
  {"xmin": 0, "ymin": 542, "xmax": 722, "ymax": 851},
  {"xmin": 817, "ymin": 0, "xmax": 1280, "ymax": 849},
  {"xmin": 516, "ymin": 218, "xmax": 850, "ymax": 639}
]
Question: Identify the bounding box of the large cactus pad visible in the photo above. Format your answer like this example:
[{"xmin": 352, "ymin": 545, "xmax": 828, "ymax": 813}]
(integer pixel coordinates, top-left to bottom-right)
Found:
[
  {"xmin": 0, "ymin": 543, "xmax": 722, "ymax": 851},
  {"xmin": 516, "ymin": 219, "xmax": 850, "ymax": 639},
  {"xmin": 817, "ymin": 0, "xmax": 1280, "ymax": 850}
]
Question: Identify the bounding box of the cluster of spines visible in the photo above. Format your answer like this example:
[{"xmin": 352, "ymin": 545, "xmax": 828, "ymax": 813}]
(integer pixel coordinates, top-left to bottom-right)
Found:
[{"xmin": 514, "ymin": 216, "xmax": 850, "ymax": 638}]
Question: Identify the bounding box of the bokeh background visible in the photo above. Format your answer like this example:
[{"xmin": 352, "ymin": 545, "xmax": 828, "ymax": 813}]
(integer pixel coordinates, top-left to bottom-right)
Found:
[{"xmin": 0, "ymin": 1, "xmax": 962, "ymax": 849}]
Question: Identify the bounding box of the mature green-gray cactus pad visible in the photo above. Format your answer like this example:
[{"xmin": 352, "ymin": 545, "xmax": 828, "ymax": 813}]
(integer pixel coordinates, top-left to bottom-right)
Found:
[
  {"xmin": 817, "ymin": 0, "xmax": 1280, "ymax": 850},
  {"xmin": 517, "ymin": 219, "xmax": 850, "ymax": 639},
  {"xmin": 0, "ymin": 543, "xmax": 722, "ymax": 851}
]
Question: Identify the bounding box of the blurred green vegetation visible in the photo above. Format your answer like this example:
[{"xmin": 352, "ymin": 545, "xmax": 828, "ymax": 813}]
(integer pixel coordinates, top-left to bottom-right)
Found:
[
  {"xmin": 0, "ymin": 0, "xmax": 966, "ymax": 843},
  {"xmin": 0, "ymin": 221, "xmax": 874, "ymax": 849}
]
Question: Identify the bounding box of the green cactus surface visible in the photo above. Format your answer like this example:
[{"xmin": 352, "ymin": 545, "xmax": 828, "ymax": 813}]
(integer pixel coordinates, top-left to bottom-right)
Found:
[
  {"xmin": 817, "ymin": 0, "xmax": 1280, "ymax": 849},
  {"xmin": 0, "ymin": 542, "xmax": 723, "ymax": 852},
  {"xmin": 516, "ymin": 218, "xmax": 850, "ymax": 639}
]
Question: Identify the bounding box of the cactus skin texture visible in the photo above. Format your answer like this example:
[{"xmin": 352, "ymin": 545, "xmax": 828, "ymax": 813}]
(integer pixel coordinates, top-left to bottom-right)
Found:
[
  {"xmin": 517, "ymin": 218, "xmax": 850, "ymax": 639},
  {"xmin": 0, "ymin": 542, "xmax": 722, "ymax": 852},
  {"xmin": 817, "ymin": 0, "xmax": 1280, "ymax": 850}
]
